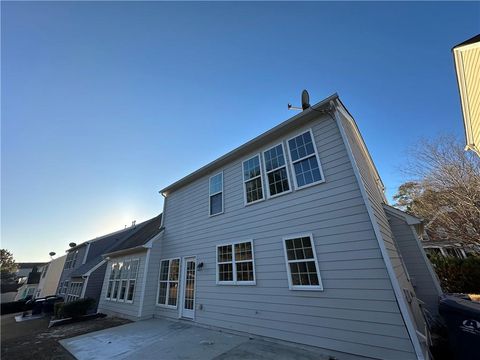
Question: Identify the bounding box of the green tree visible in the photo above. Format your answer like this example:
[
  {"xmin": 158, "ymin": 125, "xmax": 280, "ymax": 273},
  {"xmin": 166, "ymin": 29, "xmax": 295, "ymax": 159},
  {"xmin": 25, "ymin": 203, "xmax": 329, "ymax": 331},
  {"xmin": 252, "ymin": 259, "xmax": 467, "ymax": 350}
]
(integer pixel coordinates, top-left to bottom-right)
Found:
[{"xmin": 0, "ymin": 249, "xmax": 18, "ymax": 283}]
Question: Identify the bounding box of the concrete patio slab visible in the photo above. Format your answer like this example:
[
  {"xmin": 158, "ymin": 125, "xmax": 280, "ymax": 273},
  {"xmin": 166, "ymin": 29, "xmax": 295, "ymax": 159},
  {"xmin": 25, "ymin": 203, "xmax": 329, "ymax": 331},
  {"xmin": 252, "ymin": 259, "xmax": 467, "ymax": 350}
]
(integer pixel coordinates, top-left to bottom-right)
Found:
[{"xmin": 60, "ymin": 318, "xmax": 367, "ymax": 360}]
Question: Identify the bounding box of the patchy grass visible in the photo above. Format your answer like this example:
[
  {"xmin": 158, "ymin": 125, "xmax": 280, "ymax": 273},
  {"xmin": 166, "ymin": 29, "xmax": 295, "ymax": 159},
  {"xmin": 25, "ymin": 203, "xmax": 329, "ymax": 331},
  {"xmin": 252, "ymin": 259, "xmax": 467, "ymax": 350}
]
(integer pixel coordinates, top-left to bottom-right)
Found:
[{"xmin": 1, "ymin": 313, "xmax": 131, "ymax": 360}]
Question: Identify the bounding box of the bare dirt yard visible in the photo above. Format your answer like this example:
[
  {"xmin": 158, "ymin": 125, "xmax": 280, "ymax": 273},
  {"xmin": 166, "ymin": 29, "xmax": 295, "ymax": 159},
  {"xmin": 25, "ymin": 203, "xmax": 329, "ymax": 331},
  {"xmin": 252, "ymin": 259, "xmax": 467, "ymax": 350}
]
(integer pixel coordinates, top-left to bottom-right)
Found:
[{"xmin": 1, "ymin": 313, "xmax": 130, "ymax": 360}]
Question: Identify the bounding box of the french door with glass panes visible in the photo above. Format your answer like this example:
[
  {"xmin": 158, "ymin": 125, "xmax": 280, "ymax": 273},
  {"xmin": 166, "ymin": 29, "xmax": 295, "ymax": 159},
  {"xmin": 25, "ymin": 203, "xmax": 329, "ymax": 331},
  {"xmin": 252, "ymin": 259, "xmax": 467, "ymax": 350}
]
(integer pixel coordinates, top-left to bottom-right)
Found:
[{"xmin": 180, "ymin": 257, "xmax": 196, "ymax": 319}]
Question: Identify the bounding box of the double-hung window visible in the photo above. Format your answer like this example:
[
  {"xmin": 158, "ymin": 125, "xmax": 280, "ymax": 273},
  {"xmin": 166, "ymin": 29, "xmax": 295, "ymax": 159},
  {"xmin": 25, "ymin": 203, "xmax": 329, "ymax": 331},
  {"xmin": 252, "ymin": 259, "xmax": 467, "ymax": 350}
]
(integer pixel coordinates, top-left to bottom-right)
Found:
[
  {"xmin": 287, "ymin": 130, "xmax": 324, "ymax": 189},
  {"xmin": 243, "ymin": 155, "xmax": 264, "ymax": 204},
  {"xmin": 157, "ymin": 258, "xmax": 180, "ymax": 307},
  {"xmin": 209, "ymin": 172, "xmax": 223, "ymax": 216},
  {"xmin": 263, "ymin": 143, "xmax": 291, "ymax": 197},
  {"xmin": 217, "ymin": 241, "xmax": 255, "ymax": 285},
  {"xmin": 283, "ymin": 234, "xmax": 323, "ymax": 290}
]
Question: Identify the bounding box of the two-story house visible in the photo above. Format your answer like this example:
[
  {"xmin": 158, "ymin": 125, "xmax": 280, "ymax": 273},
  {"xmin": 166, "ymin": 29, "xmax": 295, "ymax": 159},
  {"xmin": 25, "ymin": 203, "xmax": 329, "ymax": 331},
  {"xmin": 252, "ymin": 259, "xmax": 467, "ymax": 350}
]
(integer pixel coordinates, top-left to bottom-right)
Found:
[
  {"xmin": 57, "ymin": 224, "xmax": 143, "ymax": 308},
  {"xmin": 97, "ymin": 93, "xmax": 441, "ymax": 360}
]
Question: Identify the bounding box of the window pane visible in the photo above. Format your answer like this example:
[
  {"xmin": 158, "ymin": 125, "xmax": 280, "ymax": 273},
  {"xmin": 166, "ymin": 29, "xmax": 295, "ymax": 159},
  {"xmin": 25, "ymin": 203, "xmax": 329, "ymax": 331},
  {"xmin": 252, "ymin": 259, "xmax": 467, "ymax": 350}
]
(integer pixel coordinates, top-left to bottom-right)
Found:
[
  {"xmin": 106, "ymin": 281, "xmax": 113, "ymax": 298},
  {"xmin": 167, "ymin": 282, "xmax": 178, "ymax": 306},
  {"xmin": 160, "ymin": 260, "xmax": 169, "ymax": 281},
  {"xmin": 245, "ymin": 178, "xmax": 263, "ymax": 203},
  {"xmin": 267, "ymin": 168, "xmax": 290, "ymax": 196},
  {"xmin": 235, "ymin": 242, "xmax": 252, "ymax": 261},
  {"xmin": 218, "ymin": 245, "xmax": 232, "ymax": 262},
  {"xmin": 218, "ymin": 263, "xmax": 233, "ymax": 281},
  {"xmin": 210, "ymin": 193, "xmax": 223, "ymax": 215},
  {"xmin": 158, "ymin": 282, "xmax": 167, "ymax": 304},
  {"xmin": 169, "ymin": 259, "xmax": 180, "ymax": 281},
  {"xmin": 264, "ymin": 145, "xmax": 286, "ymax": 172},
  {"xmin": 130, "ymin": 260, "xmax": 139, "ymax": 278},
  {"xmin": 127, "ymin": 280, "xmax": 136, "ymax": 301},
  {"xmin": 116, "ymin": 262, "xmax": 123, "ymax": 279},
  {"xmin": 112, "ymin": 280, "xmax": 120, "ymax": 298},
  {"xmin": 210, "ymin": 173, "xmax": 223, "ymax": 194},
  {"xmin": 293, "ymin": 156, "xmax": 322, "ymax": 187},
  {"xmin": 119, "ymin": 280, "xmax": 127, "ymax": 300},
  {"xmin": 288, "ymin": 132, "xmax": 315, "ymax": 161},
  {"xmin": 243, "ymin": 156, "xmax": 261, "ymax": 181},
  {"xmin": 236, "ymin": 261, "xmax": 254, "ymax": 282}
]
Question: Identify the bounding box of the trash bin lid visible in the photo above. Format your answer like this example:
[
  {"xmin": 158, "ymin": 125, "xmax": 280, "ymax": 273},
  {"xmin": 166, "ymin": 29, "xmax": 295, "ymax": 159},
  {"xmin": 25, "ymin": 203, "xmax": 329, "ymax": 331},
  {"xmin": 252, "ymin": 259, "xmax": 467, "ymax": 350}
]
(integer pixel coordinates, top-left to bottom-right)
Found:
[{"xmin": 439, "ymin": 294, "xmax": 480, "ymax": 318}]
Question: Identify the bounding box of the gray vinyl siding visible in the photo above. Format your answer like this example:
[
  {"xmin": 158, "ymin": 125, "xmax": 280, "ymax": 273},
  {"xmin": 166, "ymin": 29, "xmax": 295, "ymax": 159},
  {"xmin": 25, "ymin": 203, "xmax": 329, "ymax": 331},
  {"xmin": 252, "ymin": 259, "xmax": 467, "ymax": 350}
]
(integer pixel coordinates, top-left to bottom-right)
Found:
[
  {"xmin": 97, "ymin": 252, "xmax": 147, "ymax": 320},
  {"xmin": 155, "ymin": 114, "xmax": 416, "ymax": 360},
  {"xmin": 337, "ymin": 110, "xmax": 425, "ymax": 349},
  {"xmin": 140, "ymin": 237, "xmax": 163, "ymax": 319},
  {"xmin": 57, "ymin": 245, "xmax": 88, "ymax": 292},
  {"xmin": 83, "ymin": 263, "xmax": 107, "ymax": 311},
  {"xmin": 386, "ymin": 213, "xmax": 442, "ymax": 315}
]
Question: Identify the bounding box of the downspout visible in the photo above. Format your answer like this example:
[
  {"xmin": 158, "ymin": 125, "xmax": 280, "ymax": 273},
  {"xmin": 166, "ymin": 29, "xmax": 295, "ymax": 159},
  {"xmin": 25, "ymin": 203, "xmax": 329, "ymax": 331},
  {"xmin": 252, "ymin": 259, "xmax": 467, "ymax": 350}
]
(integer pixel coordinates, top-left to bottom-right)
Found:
[{"xmin": 332, "ymin": 101, "xmax": 425, "ymax": 360}]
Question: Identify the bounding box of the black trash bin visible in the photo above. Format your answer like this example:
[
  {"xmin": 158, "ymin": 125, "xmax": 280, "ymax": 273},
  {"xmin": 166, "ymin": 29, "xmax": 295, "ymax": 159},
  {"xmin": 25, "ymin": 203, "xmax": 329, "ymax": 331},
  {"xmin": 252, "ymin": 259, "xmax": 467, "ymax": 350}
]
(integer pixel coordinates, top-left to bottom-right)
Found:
[{"xmin": 439, "ymin": 294, "xmax": 480, "ymax": 360}]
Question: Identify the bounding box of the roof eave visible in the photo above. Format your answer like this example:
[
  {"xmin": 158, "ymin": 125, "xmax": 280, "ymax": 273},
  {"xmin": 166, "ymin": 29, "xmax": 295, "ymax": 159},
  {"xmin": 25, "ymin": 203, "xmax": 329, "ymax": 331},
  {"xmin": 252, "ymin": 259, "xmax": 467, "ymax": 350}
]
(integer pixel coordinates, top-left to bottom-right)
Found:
[{"xmin": 160, "ymin": 93, "xmax": 339, "ymax": 195}]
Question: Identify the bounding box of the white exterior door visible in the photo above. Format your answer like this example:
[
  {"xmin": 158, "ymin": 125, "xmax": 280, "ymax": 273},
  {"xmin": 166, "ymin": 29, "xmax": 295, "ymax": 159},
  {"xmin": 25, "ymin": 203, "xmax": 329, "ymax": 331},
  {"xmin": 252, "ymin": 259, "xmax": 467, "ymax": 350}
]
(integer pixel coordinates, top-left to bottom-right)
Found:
[{"xmin": 180, "ymin": 257, "xmax": 196, "ymax": 319}]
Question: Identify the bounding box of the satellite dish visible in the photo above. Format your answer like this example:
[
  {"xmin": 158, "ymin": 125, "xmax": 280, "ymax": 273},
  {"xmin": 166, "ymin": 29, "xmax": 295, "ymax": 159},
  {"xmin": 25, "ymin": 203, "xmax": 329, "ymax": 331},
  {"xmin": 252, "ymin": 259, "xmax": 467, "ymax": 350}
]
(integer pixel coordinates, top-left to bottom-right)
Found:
[
  {"xmin": 69, "ymin": 242, "xmax": 76, "ymax": 248},
  {"xmin": 49, "ymin": 252, "xmax": 56, "ymax": 257},
  {"xmin": 301, "ymin": 90, "xmax": 310, "ymax": 110}
]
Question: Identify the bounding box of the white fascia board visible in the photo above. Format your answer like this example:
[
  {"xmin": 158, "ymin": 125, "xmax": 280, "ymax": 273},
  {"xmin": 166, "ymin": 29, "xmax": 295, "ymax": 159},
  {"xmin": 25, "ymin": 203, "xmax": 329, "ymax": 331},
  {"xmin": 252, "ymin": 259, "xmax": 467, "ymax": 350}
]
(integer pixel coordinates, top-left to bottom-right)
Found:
[
  {"xmin": 83, "ymin": 259, "xmax": 106, "ymax": 277},
  {"xmin": 333, "ymin": 102, "xmax": 425, "ymax": 360},
  {"xmin": 383, "ymin": 204, "xmax": 422, "ymax": 225}
]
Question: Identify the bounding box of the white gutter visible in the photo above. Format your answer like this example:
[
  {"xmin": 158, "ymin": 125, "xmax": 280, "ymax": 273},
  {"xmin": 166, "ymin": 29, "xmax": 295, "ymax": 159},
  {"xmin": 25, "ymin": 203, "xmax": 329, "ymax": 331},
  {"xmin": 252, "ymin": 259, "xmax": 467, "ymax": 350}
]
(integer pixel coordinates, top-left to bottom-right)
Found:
[{"xmin": 333, "ymin": 102, "xmax": 425, "ymax": 360}]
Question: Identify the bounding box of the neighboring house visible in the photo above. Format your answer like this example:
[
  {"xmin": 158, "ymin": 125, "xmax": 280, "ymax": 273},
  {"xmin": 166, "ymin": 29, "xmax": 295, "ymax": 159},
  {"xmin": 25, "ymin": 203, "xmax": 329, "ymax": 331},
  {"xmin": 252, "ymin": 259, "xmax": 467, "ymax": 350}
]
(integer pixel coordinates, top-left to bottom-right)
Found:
[
  {"xmin": 97, "ymin": 93, "xmax": 437, "ymax": 360},
  {"xmin": 383, "ymin": 205, "xmax": 443, "ymax": 316},
  {"xmin": 422, "ymin": 240, "xmax": 480, "ymax": 259},
  {"xmin": 35, "ymin": 255, "xmax": 67, "ymax": 298},
  {"xmin": 453, "ymin": 34, "xmax": 480, "ymax": 156},
  {"xmin": 57, "ymin": 225, "xmax": 143, "ymax": 309},
  {"xmin": 14, "ymin": 263, "xmax": 45, "ymax": 301},
  {"xmin": 97, "ymin": 214, "xmax": 163, "ymax": 319}
]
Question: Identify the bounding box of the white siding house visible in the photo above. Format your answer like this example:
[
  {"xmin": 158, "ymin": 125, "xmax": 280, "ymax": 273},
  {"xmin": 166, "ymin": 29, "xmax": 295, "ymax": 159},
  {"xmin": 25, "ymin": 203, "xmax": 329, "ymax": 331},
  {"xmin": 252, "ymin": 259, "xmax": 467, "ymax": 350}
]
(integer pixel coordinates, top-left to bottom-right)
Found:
[{"xmin": 96, "ymin": 94, "xmax": 439, "ymax": 360}]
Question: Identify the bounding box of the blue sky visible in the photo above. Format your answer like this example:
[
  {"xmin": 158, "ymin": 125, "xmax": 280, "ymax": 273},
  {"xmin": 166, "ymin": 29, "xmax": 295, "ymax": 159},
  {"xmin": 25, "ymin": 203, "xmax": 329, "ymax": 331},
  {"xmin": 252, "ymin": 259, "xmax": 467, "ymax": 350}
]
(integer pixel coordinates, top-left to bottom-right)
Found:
[{"xmin": 2, "ymin": 2, "xmax": 479, "ymax": 262}]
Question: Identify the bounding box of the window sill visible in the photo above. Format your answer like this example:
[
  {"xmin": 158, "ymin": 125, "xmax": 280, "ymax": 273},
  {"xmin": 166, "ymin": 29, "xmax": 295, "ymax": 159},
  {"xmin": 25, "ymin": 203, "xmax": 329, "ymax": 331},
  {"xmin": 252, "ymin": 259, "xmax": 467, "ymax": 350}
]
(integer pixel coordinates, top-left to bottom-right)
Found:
[
  {"xmin": 294, "ymin": 179, "xmax": 325, "ymax": 191},
  {"xmin": 156, "ymin": 303, "xmax": 178, "ymax": 309},
  {"xmin": 209, "ymin": 211, "xmax": 224, "ymax": 218},
  {"xmin": 244, "ymin": 198, "xmax": 265, "ymax": 207},
  {"xmin": 216, "ymin": 281, "xmax": 256, "ymax": 286},
  {"xmin": 289, "ymin": 285, "xmax": 324, "ymax": 291},
  {"xmin": 266, "ymin": 188, "xmax": 292, "ymax": 200}
]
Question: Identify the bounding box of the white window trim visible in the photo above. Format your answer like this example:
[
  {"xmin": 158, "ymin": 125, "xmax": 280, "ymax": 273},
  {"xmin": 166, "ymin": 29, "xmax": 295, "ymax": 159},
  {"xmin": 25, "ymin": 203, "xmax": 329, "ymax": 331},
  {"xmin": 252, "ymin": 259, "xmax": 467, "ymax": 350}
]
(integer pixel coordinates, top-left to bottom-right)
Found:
[
  {"xmin": 242, "ymin": 154, "xmax": 265, "ymax": 206},
  {"xmin": 282, "ymin": 233, "xmax": 323, "ymax": 291},
  {"xmin": 216, "ymin": 240, "xmax": 256, "ymax": 285},
  {"xmin": 156, "ymin": 257, "xmax": 181, "ymax": 309},
  {"xmin": 105, "ymin": 257, "xmax": 140, "ymax": 303},
  {"xmin": 208, "ymin": 171, "xmax": 224, "ymax": 217},
  {"xmin": 286, "ymin": 129, "xmax": 325, "ymax": 190},
  {"xmin": 262, "ymin": 142, "xmax": 293, "ymax": 199}
]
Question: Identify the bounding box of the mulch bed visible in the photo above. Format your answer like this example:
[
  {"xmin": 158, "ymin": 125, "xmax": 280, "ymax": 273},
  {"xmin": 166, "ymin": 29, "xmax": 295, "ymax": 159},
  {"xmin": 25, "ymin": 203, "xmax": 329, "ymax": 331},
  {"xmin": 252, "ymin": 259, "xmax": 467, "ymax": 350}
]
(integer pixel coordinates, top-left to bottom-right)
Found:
[{"xmin": 1, "ymin": 313, "xmax": 131, "ymax": 360}]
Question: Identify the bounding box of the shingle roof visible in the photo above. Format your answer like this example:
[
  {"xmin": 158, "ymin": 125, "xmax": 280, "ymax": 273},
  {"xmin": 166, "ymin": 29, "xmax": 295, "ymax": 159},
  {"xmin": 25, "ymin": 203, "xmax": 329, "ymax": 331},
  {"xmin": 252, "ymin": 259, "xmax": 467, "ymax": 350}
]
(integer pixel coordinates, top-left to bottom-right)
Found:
[
  {"xmin": 104, "ymin": 214, "xmax": 163, "ymax": 255},
  {"xmin": 69, "ymin": 214, "xmax": 162, "ymax": 276},
  {"xmin": 452, "ymin": 34, "xmax": 480, "ymax": 49}
]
